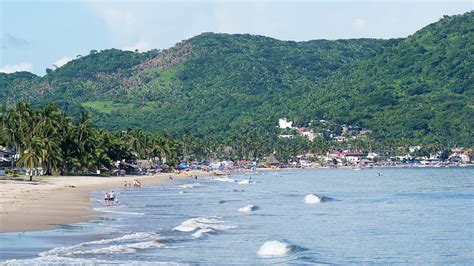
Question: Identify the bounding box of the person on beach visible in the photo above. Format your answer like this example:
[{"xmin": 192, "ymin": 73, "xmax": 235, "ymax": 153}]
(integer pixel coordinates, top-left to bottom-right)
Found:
[
  {"xmin": 104, "ymin": 192, "xmax": 110, "ymax": 204},
  {"xmin": 169, "ymin": 175, "xmax": 173, "ymax": 180},
  {"xmin": 133, "ymin": 179, "xmax": 141, "ymax": 189},
  {"xmin": 124, "ymin": 180, "xmax": 128, "ymax": 189},
  {"xmin": 110, "ymin": 191, "xmax": 116, "ymax": 203}
]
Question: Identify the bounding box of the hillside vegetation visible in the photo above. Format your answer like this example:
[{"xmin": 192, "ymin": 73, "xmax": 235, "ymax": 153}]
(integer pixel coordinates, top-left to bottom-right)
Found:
[{"xmin": 1, "ymin": 12, "xmax": 472, "ymax": 147}]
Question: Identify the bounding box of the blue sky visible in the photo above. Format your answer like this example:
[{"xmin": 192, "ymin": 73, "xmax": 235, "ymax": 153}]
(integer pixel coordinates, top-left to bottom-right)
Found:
[{"xmin": 1, "ymin": 0, "xmax": 472, "ymax": 75}]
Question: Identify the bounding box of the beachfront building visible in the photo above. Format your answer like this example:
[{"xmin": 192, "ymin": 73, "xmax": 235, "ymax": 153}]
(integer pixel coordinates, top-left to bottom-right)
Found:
[
  {"xmin": 265, "ymin": 155, "xmax": 280, "ymax": 168},
  {"xmin": 333, "ymin": 151, "xmax": 368, "ymax": 165},
  {"xmin": 0, "ymin": 150, "xmax": 12, "ymax": 163}
]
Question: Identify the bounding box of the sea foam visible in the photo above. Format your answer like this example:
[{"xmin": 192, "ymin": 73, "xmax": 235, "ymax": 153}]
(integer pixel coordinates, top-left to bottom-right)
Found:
[
  {"xmin": 257, "ymin": 240, "xmax": 293, "ymax": 257},
  {"xmin": 304, "ymin": 194, "xmax": 323, "ymax": 204},
  {"xmin": 238, "ymin": 204, "xmax": 259, "ymax": 213},
  {"xmin": 173, "ymin": 216, "xmax": 236, "ymax": 237},
  {"xmin": 39, "ymin": 232, "xmax": 163, "ymax": 257},
  {"xmin": 179, "ymin": 183, "xmax": 202, "ymax": 189},
  {"xmin": 237, "ymin": 179, "xmax": 251, "ymax": 185},
  {"xmin": 214, "ymin": 177, "xmax": 236, "ymax": 183}
]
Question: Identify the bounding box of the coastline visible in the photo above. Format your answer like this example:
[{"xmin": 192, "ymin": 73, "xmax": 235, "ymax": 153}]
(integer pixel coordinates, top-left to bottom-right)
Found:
[{"xmin": 0, "ymin": 171, "xmax": 210, "ymax": 233}]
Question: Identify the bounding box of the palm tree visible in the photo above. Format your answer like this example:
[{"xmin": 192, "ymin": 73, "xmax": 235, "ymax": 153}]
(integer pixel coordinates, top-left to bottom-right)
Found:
[
  {"xmin": 1, "ymin": 102, "xmax": 33, "ymax": 168},
  {"xmin": 33, "ymin": 103, "xmax": 63, "ymax": 175},
  {"xmin": 17, "ymin": 137, "xmax": 45, "ymax": 181},
  {"xmin": 128, "ymin": 129, "xmax": 146, "ymax": 158}
]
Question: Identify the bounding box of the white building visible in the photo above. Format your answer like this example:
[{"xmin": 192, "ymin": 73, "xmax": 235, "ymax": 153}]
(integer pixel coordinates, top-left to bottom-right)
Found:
[
  {"xmin": 367, "ymin": 152, "xmax": 378, "ymax": 160},
  {"xmin": 279, "ymin": 134, "xmax": 295, "ymax": 139},
  {"xmin": 300, "ymin": 131, "xmax": 317, "ymax": 141},
  {"xmin": 278, "ymin": 118, "xmax": 293, "ymax": 129}
]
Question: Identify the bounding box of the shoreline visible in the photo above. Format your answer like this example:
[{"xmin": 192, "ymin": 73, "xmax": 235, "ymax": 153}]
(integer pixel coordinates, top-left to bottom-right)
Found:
[{"xmin": 0, "ymin": 171, "xmax": 210, "ymax": 233}]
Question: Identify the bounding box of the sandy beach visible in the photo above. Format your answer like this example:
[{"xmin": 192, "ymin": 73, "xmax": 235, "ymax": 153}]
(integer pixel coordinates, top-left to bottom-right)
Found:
[{"xmin": 0, "ymin": 171, "xmax": 210, "ymax": 233}]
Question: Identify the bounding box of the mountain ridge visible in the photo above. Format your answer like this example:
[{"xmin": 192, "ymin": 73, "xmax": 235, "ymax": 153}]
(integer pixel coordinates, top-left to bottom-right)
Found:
[{"xmin": 1, "ymin": 11, "xmax": 472, "ymax": 147}]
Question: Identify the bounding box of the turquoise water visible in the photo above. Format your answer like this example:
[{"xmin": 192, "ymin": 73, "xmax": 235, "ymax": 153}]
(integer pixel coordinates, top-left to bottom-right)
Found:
[{"xmin": 1, "ymin": 168, "xmax": 473, "ymax": 264}]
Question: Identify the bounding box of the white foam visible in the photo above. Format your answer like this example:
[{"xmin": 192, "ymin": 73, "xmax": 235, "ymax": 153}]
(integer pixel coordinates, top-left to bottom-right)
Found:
[
  {"xmin": 67, "ymin": 241, "xmax": 164, "ymax": 255},
  {"xmin": 82, "ymin": 232, "xmax": 159, "ymax": 246},
  {"xmin": 238, "ymin": 204, "xmax": 258, "ymax": 213},
  {"xmin": 2, "ymin": 256, "xmax": 182, "ymax": 266},
  {"xmin": 237, "ymin": 179, "xmax": 251, "ymax": 185},
  {"xmin": 257, "ymin": 240, "xmax": 292, "ymax": 257},
  {"xmin": 191, "ymin": 228, "xmax": 215, "ymax": 238},
  {"xmin": 304, "ymin": 194, "xmax": 322, "ymax": 204},
  {"xmin": 173, "ymin": 216, "xmax": 236, "ymax": 235},
  {"xmin": 93, "ymin": 207, "xmax": 145, "ymax": 216},
  {"xmin": 179, "ymin": 183, "xmax": 202, "ymax": 189},
  {"xmin": 39, "ymin": 232, "xmax": 161, "ymax": 257},
  {"xmin": 214, "ymin": 177, "xmax": 236, "ymax": 183}
]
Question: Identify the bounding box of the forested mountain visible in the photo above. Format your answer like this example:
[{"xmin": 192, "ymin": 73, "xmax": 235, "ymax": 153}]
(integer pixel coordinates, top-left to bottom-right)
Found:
[{"xmin": 1, "ymin": 11, "xmax": 472, "ymax": 147}]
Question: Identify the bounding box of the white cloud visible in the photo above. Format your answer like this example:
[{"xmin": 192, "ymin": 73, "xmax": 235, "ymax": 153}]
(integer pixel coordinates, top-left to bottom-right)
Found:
[
  {"xmin": 353, "ymin": 18, "xmax": 366, "ymax": 31},
  {"xmin": 122, "ymin": 40, "xmax": 151, "ymax": 52},
  {"xmin": 53, "ymin": 56, "xmax": 74, "ymax": 68},
  {"xmin": 0, "ymin": 62, "xmax": 33, "ymax": 73}
]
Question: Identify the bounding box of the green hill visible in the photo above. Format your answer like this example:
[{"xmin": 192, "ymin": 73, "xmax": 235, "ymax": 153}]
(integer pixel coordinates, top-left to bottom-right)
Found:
[{"xmin": 1, "ymin": 11, "xmax": 472, "ymax": 147}]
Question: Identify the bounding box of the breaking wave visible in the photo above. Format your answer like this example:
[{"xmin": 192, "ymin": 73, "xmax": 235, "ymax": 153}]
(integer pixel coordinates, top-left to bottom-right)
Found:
[
  {"xmin": 179, "ymin": 183, "xmax": 203, "ymax": 189},
  {"xmin": 38, "ymin": 232, "xmax": 163, "ymax": 257},
  {"xmin": 257, "ymin": 240, "xmax": 295, "ymax": 257},
  {"xmin": 238, "ymin": 204, "xmax": 259, "ymax": 213},
  {"xmin": 213, "ymin": 177, "xmax": 236, "ymax": 183},
  {"xmin": 304, "ymin": 194, "xmax": 323, "ymax": 204},
  {"xmin": 173, "ymin": 216, "xmax": 236, "ymax": 238}
]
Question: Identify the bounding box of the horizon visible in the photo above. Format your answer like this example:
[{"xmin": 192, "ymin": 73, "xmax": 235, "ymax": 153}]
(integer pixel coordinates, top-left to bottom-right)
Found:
[{"xmin": 1, "ymin": 0, "xmax": 472, "ymax": 75}]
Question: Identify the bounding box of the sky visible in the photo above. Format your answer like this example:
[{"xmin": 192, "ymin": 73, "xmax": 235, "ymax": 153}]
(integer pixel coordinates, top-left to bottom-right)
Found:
[{"xmin": 0, "ymin": 0, "xmax": 472, "ymax": 75}]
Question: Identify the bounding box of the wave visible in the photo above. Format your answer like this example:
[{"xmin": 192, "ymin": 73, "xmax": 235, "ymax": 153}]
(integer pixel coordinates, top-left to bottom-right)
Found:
[
  {"xmin": 238, "ymin": 204, "xmax": 259, "ymax": 213},
  {"xmin": 304, "ymin": 194, "xmax": 334, "ymax": 204},
  {"xmin": 179, "ymin": 183, "xmax": 202, "ymax": 189},
  {"xmin": 173, "ymin": 216, "xmax": 236, "ymax": 238},
  {"xmin": 213, "ymin": 177, "xmax": 236, "ymax": 183},
  {"xmin": 2, "ymin": 256, "xmax": 184, "ymax": 266},
  {"xmin": 191, "ymin": 228, "xmax": 215, "ymax": 238},
  {"xmin": 38, "ymin": 232, "xmax": 163, "ymax": 258},
  {"xmin": 257, "ymin": 240, "xmax": 295, "ymax": 257},
  {"xmin": 68, "ymin": 240, "xmax": 165, "ymax": 255},
  {"xmin": 93, "ymin": 207, "xmax": 145, "ymax": 216},
  {"xmin": 237, "ymin": 179, "xmax": 251, "ymax": 185},
  {"xmin": 304, "ymin": 194, "xmax": 323, "ymax": 204}
]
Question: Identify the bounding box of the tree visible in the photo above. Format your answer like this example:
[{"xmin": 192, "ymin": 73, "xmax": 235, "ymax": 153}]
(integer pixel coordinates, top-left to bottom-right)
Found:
[{"xmin": 17, "ymin": 137, "xmax": 45, "ymax": 181}]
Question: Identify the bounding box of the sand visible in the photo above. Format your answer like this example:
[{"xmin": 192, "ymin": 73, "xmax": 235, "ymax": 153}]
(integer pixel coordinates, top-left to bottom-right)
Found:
[{"xmin": 0, "ymin": 170, "xmax": 210, "ymax": 233}]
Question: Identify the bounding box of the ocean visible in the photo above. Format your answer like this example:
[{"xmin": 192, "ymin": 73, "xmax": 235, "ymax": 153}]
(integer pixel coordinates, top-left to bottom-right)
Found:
[{"xmin": 1, "ymin": 167, "xmax": 473, "ymax": 264}]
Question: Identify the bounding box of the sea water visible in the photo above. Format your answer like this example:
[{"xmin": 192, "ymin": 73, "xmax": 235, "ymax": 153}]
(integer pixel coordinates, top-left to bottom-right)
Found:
[{"xmin": 1, "ymin": 168, "xmax": 473, "ymax": 264}]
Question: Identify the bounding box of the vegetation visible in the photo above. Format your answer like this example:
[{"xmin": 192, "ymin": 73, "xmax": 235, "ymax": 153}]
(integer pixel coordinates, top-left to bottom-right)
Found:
[
  {"xmin": 0, "ymin": 103, "xmax": 178, "ymax": 180},
  {"xmin": 0, "ymin": 12, "xmax": 472, "ymax": 156}
]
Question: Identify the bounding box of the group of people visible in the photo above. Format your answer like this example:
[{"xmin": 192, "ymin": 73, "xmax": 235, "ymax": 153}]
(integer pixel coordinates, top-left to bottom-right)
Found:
[
  {"xmin": 124, "ymin": 179, "xmax": 142, "ymax": 189},
  {"xmin": 104, "ymin": 191, "xmax": 117, "ymax": 204}
]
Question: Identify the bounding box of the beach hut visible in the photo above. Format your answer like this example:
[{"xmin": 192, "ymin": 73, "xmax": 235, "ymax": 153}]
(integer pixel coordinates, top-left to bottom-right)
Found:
[{"xmin": 265, "ymin": 155, "xmax": 280, "ymax": 168}]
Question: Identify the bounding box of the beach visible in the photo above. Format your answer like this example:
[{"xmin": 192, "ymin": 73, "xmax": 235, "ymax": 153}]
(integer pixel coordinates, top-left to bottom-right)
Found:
[{"xmin": 0, "ymin": 171, "xmax": 209, "ymax": 233}]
